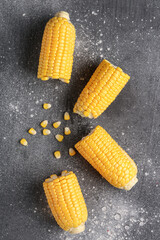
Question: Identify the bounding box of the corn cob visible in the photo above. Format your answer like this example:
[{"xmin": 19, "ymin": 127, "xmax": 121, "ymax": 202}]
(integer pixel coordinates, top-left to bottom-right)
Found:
[
  {"xmin": 43, "ymin": 171, "xmax": 88, "ymax": 234},
  {"xmin": 73, "ymin": 59, "xmax": 130, "ymax": 118},
  {"xmin": 37, "ymin": 11, "xmax": 76, "ymax": 83},
  {"xmin": 75, "ymin": 126, "xmax": 138, "ymax": 190}
]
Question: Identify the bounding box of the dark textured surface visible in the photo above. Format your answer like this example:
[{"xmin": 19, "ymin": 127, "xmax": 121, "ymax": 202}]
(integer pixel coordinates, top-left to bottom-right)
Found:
[{"xmin": 1, "ymin": 0, "xmax": 160, "ymax": 240}]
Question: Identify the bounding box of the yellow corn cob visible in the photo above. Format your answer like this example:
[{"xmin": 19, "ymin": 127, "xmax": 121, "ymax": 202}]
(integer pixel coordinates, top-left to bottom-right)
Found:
[
  {"xmin": 64, "ymin": 112, "xmax": 70, "ymax": 120},
  {"xmin": 43, "ymin": 171, "xmax": 88, "ymax": 234},
  {"xmin": 20, "ymin": 138, "xmax": 28, "ymax": 146},
  {"xmin": 73, "ymin": 59, "xmax": 130, "ymax": 118},
  {"xmin": 64, "ymin": 127, "xmax": 71, "ymax": 135},
  {"xmin": 43, "ymin": 103, "xmax": 51, "ymax": 109},
  {"xmin": 37, "ymin": 11, "xmax": 76, "ymax": 83},
  {"xmin": 75, "ymin": 126, "xmax": 138, "ymax": 190},
  {"xmin": 55, "ymin": 134, "xmax": 64, "ymax": 142},
  {"xmin": 53, "ymin": 121, "xmax": 61, "ymax": 128},
  {"xmin": 28, "ymin": 128, "xmax": 37, "ymax": 135},
  {"xmin": 54, "ymin": 151, "xmax": 61, "ymax": 159},
  {"xmin": 69, "ymin": 148, "xmax": 76, "ymax": 156},
  {"xmin": 43, "ymin": 129, "xmax": 51, "ymax": 135},
  {"xmin": 40, "ymin": 120, "xmax": 48, "ymax": 128}
]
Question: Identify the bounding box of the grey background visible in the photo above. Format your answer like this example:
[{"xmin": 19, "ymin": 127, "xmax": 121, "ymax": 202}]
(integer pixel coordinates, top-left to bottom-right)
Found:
[{"xmin": 1, "ymin": 0, "xmax": 160, "ymax": 240}]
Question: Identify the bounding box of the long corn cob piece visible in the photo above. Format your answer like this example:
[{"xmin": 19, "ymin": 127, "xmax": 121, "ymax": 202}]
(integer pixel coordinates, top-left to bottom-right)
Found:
[
  {"xmin": 38, "ymin": 11, "xmax": 76, "ymax": 83},
  {"xmin": 73, "ymin": 59, "xmax": 130, "ymax": 118},
  {"xmin": 75, "ymin": 126, "xmax": 138, "ymax": 190},
  {"xmin": 43, "ymin": 171, "xmax": 88, "ymax": 234}
]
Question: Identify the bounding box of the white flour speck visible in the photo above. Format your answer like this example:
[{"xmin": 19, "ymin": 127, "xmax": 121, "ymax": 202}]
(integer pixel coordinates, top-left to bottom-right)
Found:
[{"xmin": 92, "ymin": 11, "xmax": 98, "ymax": 15}]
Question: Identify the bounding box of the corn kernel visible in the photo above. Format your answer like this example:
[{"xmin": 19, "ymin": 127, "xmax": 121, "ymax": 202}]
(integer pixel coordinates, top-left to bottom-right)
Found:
[
  {"xmin": 28, "ymin": 128, "xmax": 37, "ymax": 135},
  {"xmin": 69, "ymin": 148, "xmax": 76, "ymax": 156},
  {"xmin": 53, "ymin": 121, "xmax": 61, "ymax": 129},
  {"xmin": 64, "ymin": 112, "xmax": 70, "ymax": 120},
  {"xmin": 64, "ymin": 127, "xmax": 71, "ymax": 135},
  {"xmin": 54, "ymin": 151, "xmax": 61, "ymax": 159},
  {"xmin": 40, "ymin": 120, "xmax": 48, "ymax": 128},
  {"xmin": 43, "ymin": 103, "xmax": 51, "ymax": 109},
  {"xmin": 20, "ymin": 138, "xmax": 28, "ymax": 146},
  {"xmin": 55, "ymin": 134, "xmax": 64, "ymax": 142},
  {"xmin": 43, "ymin": 129, "xmax": 51, "ymax": 135}
]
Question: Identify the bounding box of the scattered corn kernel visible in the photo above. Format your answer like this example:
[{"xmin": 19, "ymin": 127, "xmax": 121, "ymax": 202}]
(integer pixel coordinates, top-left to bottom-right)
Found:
[
  {"xmin": 64, "ymin": 112, "xmax": 70, "ymax": 120},
  {"xmin": 43, "ymin": 129, "xmax": 51, "ymax": 135},
  {"xmin": 43, "ymin": 103, "xmax": 51, "ymax": 109},
  {"xmin": 53, "ymin": 121, "xmax": 61, "ymax": 129},
  {"xmin": 40, "ymin": 120, "xmax": 48, "ymax": 128},
  {"xmin": 28, "ymin": 128, "xmax": 37, "ymax": 135},
  {"xmin": 20, "ymin": 138, "xmax": 28, "ymax": 146},
  {"xmin": 55, "ymin": 134, "xmax": 64, "ymax": 142},
  {"xmin": 54, "ymin": 151, "xmax": 61, "ymax": 159},
  {"xmin": 64, "ymin": 127, "xmax": 71, "ymax": 135},
  {"xmin": 69, "ymin": 148, "xmax": 76, "ymax": 156}
]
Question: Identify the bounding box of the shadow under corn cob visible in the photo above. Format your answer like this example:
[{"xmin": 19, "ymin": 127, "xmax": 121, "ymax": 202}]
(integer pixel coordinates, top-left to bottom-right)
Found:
[
  {"xmin": 73, "ymin": 59, "xmax": 130, "ymax": 118},
  {"xmin": 43, "ymin": 171, "xmax": 88, "ymax": 234},
  {"xmin": 75, "ymin": 126, "xmax": 138, "ymax": 190},
  {"xmin": 38, "ymin": 11, "xmax": 76, "ymax": 83}
]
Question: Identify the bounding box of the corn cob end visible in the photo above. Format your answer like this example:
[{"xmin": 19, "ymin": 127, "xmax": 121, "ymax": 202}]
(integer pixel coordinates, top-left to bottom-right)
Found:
[
  {"xmin": 122, "ymin": 175, "xmax": 138, "ymax": 191},
  {"xmin": 55, "ymin": 11, "xmax": 70, "ymax": 21}
]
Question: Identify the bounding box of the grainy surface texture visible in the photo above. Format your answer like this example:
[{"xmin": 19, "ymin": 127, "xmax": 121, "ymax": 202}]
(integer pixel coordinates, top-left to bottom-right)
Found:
[{"xmin": 1, "ymin": 0, "xmax": 160, "ymax": 240}]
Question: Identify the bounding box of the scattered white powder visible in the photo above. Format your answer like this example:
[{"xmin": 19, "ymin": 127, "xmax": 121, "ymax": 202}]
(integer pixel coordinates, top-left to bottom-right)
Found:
[
  {"xmin": 22, "ymin": 13, "xmax": 26, "ymax": 16},
  {"xmin": 92, "ymin": 11, "xmax": 98, "ymax": 15},
  {"xmin": 30, "ymin": 114, "xmax": 34, "ymax": 118}
]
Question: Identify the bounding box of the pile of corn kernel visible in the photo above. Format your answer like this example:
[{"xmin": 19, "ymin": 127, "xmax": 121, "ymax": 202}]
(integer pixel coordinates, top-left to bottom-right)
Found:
[{"xmin": 20, "ymin": 103, "xmax": 76, "ymax": 158}]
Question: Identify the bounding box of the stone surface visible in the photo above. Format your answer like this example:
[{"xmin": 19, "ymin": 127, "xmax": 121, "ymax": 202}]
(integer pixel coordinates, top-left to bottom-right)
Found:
[{"xmin": 1, "ymin": 0, "xmax": 160, "ymax": 240}]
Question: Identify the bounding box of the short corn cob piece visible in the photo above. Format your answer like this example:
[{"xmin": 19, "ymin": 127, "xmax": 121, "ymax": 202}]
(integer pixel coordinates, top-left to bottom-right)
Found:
[
  {"xmin": 69, "ymin": 148, "xmax": 76, "ymax": 156},
  {"xmin": 37, "ymin": 11, "xmax": 76, "ymax": 83},
  {"xmin": 40, "ymin": 120, "xmax": 48, "ymax": 128},
  {"xmin": 43, "ymin": 171, "xmax": 88, "ymax": 234},
  {"xmin": 43, "ymin": 103, "xmax": 51, "ymax": 109},
  {"xmin": 20, "ymin": 138, "xmax": 28, "ymax": 146},
  {"xmin": 53, "ymin": 121, "xmax": 61, "ymax": 129},
  {"xmin": 73, "ymin": 59, "xmax": 130, "ymax": 119},
  {"xmin": 54, "ymin": 151, "xmax": 61, "ymax": 159},
  {"xmin": 28, "ymin": 128, "xmax": 37, "ymax": 135},
  {"xmin": 43, "ymin": 129, "xmax": 51, "ymax": 135},
  {"xmin": 64, "ymin": 127, "xmax": 71, "ymax": 135},
  {"xmin": 64, "ymin": 112, "xmax": 70, "ymax": 120},
  {"xmin": 55, "ymin": 134, "xmax": 64, "ymax": 142},
  {"xmin": 75, "ymin": 126, "xmax": 138, "ymax": 190}
]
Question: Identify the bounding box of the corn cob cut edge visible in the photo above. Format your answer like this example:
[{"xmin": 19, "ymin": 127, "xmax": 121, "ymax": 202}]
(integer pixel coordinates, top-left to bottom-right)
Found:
[
  {"xmin": 55, "ymin": 11, "xmax": 70, "ymax": 21},
  {"xmin": 75, "ymin": 126, "xmax": 138, "ymax": 190},
  {"xmin": 44, "ymin": 170, "xmax": 86, "ymax": 234}
]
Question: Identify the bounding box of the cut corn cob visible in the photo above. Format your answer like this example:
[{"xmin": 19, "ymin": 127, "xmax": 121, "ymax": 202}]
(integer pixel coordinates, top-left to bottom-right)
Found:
[
  {"xmin": 43, "ymin": 103, "xmax": 51, "ymax": 109},
  {"xmin": 69, "ymin": 148, "xmax": 76, "ymax": 156},
  {"xmin": 53, "ymin": 121, "xmax": 61, "ymax": 129},
  {"xmin": 64, "ymin": 127, "xmax": 71, "ymax": 135},
  {"xmin": 55, "ymin": 134, "xmax": 64, "ymax": 142},
  {"xmin": 37, "ymin": 11, "xmax": 76, "ymax": 83},
  {"xmin": 43, "ymin": 129, "xmax": 51, "ymax": 135},
  {"xmin": 28, "ymin": 128, "xmax": 37, "ymax": 135},
  {"xmin": 64, "ymin": 112, "xmax": 70, "ymax": 120},
  {"xmin": 75, "ymin": 126, "xmax": 138, "ymax": 190},
  {"xmin": 73, "ymin": 59, "xmax": 130, "ymax": 119},
  {"xmin": 43, "ymin": 171, "xmax": 88, "ymax": 233},
  {"xmin": 54, "ymin": 151, "xmax": 61, "ymax": 159},
  {"xmin": 40, "ymin": 120, "xmax": 48, "ymax": 128},
  {"xmin": 20, "ymin": 138, "xmax": 28, "ymax": 146}
]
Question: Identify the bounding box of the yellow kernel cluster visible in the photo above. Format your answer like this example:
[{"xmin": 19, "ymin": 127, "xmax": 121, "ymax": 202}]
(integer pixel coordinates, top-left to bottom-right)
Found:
[
  {"xmin": 64, "ymin": 112, "xmax": 70, "ymax": 120},
  {"xmin": 53, "ymin": 121, "xmax": 61, "ymax": 128},
  {"xmin": 37, "ymin": 12, "xmax": 76, "ymax": 83},
  {"xmin": 28, "ymin": 128, "xmax": 37, "ymax": 135},
  {"xmin": 43, "ymin": 103, "xmax": 51, "ymax": 109},
  {"xmin": 69, "ymin": 148, "xmax": 76, "ymax": 156},
  {"xmin": 73, "ymin": 59, "xmax": 130, "ymax": 119},
  {"xmin": 20, "ymin": 138, "xmax": 28, "ymax": 146},
  {"xmin": 43, "ymin": 171, "xmax": 88, "ymax": 232},
  {"xmin": 54, "ymin": 151, "xmax": 61, "ymax": 159},
  {"xmin": 55, "ymin": 134, "xmax": 64, "ymax": 142},
  {"xmin": 43, "ymin": 129, "xmax": 51, "ymax": 135},
  {"xmin": 40, "ymin": 120, "xmax": 48, "ymax": 128},
  {"xmin": 64, "ymin": 127, "xmax": 71, "ymax": 135},
  {"xmin": 75, "ymin": 125, "xmax": 138, "ymax": 189}
]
